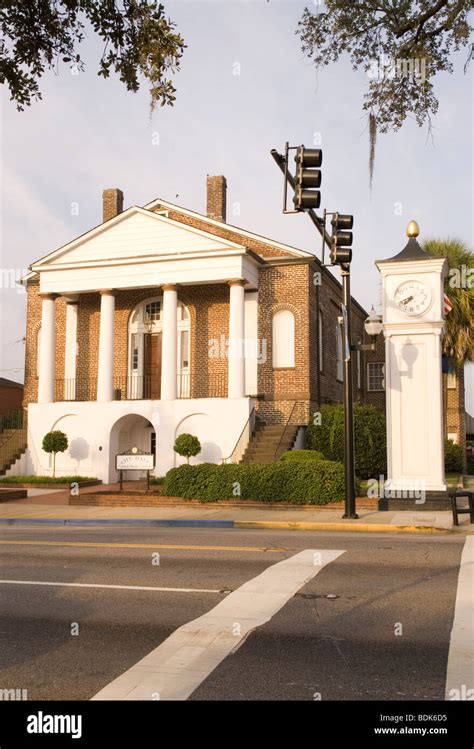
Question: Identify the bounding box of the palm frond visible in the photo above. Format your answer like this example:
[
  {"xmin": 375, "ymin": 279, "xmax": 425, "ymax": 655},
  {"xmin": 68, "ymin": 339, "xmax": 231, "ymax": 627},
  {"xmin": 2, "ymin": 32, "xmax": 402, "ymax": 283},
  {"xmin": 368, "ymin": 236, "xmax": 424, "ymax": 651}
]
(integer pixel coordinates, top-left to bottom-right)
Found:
[{"xmin": 422, "ymin": 238, "xmax": 474, "ymax": 364}]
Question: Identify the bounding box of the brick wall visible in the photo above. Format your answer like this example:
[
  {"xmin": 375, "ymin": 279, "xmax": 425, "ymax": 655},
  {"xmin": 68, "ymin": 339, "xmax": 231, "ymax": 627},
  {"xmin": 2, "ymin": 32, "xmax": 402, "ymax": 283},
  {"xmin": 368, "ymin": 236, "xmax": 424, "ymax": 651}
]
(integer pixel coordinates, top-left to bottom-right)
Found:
[
  {"xmin": 445, "ymin": 365, "xmax": 466, "ymax": 468},
  {"xmin": 0, "ymin": 382, "xmax": 23, "ymax": 416}
]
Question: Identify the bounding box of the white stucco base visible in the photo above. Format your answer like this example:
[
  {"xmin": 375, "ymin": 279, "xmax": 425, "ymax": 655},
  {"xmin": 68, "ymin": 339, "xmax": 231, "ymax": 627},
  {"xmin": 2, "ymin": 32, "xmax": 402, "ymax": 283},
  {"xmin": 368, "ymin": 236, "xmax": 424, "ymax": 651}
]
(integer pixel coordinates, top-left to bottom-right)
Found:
[{"xmin": 27, "ymin": 398, "xmax": 253, "ymax": 483}]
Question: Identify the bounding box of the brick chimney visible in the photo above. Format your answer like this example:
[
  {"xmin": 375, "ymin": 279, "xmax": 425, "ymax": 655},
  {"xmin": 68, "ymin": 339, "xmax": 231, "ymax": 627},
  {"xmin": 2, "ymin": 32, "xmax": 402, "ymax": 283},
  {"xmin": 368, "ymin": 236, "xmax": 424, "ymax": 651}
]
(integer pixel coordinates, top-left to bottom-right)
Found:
[
  {"xmin": 206, "ymin": 175, "xmax": 227, "ymax": 222},
  {"xmin": 102, "ymin": 188, "xmax": 124, "ymax": 222}
]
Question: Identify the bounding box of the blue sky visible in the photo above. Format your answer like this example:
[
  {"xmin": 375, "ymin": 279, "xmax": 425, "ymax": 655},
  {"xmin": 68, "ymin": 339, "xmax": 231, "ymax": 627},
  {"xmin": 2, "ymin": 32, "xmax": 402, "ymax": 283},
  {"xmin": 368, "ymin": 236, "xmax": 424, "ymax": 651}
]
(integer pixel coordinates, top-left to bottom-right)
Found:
[{"xmin": 0, "ymin": 0, "xmax": 472, "ymax": 405}]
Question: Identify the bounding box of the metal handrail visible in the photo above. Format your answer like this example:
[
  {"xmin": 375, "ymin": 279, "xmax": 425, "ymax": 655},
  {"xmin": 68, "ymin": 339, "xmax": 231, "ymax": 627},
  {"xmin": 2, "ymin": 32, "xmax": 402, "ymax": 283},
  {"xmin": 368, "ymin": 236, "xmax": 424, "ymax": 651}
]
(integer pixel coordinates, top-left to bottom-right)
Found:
[
  {"xmin": 221, "ymin": 407, "xmax": 256, "ymax": 464},
  {"xmin": 273, "ymin": 401, "xmax": 304, "ymax": 460}
]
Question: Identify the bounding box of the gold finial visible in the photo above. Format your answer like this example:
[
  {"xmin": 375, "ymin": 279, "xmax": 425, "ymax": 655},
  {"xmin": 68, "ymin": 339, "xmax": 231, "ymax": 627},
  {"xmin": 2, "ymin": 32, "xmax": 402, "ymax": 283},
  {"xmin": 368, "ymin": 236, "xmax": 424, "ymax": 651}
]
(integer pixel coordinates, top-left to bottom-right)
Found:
[{"xmin": 406, "ymin": 220, "xmax": 420, "ymax": 238}]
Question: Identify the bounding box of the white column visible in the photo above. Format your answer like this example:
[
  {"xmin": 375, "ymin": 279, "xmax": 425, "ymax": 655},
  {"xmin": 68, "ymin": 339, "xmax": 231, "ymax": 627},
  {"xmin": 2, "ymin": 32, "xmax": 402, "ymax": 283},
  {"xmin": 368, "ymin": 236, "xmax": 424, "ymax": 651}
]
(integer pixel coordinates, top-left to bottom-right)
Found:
[
  {"xmin": 161, "ymin": 284, "xmax": 178, "ymax": 400},
  {"xmin": 228, "ymin": 279, "xmax": 246, "ymax": 398},
  {"xmin": 97, "ymin": 290, "xmax": 115, "ymax": 402},
  {"xmin": 63, "ymin": 297, "xmax": 78, "ymax": 400},
  {"xmin": 37, "ymin": 294, "xmax": 56, "ymax": 404}
]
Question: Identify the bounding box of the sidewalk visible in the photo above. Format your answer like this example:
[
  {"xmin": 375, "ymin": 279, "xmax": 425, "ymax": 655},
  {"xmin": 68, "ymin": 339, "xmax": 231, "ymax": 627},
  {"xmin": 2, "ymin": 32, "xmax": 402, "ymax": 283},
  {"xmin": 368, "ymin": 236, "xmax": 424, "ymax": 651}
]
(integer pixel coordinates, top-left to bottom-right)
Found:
[
  {"xmin": 0, "ymin": 480, "xmax": 472, "ymax": 534},
  {"xmin": 0, "ymin": 499, "xmax": 472, "ymax": 534}
]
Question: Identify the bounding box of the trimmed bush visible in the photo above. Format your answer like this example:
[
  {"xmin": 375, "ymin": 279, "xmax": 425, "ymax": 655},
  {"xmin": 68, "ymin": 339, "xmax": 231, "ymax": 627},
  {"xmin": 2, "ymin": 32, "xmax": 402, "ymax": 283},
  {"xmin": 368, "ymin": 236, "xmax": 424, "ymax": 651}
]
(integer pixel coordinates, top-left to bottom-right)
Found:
[
  {"xmin": 174, "ymin": 433, "xmax": 201, "ymax": 464},
  {"xmin": 280, "ymin": 450, "xmax": 325, "ymax": 461},
  {"xmin": 163, "ymin": 460, "xmax": 351, "ymax": 504},
  {"xmin": 444, "ymin": 439, "xmax": 464, "ymax": 473},
  {"xmin": 307, "ymin": 404, "xmax": 386, "ymax": 479},
  {"xmin": 41, "ymin": 430, "xmax": 68, "ymax": 477}
]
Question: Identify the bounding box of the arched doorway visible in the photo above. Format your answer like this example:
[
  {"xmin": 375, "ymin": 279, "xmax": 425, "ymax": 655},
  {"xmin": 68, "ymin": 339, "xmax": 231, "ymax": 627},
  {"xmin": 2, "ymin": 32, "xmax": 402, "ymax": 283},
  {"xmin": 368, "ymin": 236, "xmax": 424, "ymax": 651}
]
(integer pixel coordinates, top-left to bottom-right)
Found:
[
  {"xmin": 128, "ymin": 296, "xmax": 190, "ymax": 399},
  {"xmin": 109, "ymin": 414, "xmax": 155, "ymax": 481}
]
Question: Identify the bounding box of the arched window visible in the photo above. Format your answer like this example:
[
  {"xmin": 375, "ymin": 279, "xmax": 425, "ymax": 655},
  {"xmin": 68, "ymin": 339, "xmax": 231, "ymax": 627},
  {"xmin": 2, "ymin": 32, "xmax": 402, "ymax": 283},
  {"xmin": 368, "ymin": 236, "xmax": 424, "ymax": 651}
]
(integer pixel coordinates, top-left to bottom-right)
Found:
[
  {"xmin": 272, "ymin": 310, "xmax": 295, "ymax": 368},
  {"xmin": 336, "ymin": 323, "xmax": 343, "ymax": 381}
]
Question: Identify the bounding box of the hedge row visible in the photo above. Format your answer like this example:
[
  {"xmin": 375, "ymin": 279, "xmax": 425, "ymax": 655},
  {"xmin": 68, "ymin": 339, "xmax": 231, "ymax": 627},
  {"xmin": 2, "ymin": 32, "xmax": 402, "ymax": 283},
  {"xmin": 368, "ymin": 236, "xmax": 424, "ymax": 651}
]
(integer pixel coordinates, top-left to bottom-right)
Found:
[
  {"xmin": 307, "ymin": 404, "xmax": 387, "ymax": 479},
  {"xmin": 280, "ymin": 450, "xmax": 325, "ymax": 461},
  {"xmin": 162, "ymin": 460, "xmax": 349, "ymax": 504}
]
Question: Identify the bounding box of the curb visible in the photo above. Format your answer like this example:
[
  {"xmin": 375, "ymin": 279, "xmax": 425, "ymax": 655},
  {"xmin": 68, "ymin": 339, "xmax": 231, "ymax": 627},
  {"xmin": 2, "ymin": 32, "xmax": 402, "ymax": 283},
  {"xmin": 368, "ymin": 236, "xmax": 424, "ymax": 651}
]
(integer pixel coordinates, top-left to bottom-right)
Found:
[
  {"xmin": 0, "ymin": 518, "xmax": 454, "ymax": 534},
  {"xmin": 0, "ymin": 519, "xmax": 234, "ymax": 528},
  {"xmin": 234, "ymin": 521, "xmax": 451, "ymax": 534}
]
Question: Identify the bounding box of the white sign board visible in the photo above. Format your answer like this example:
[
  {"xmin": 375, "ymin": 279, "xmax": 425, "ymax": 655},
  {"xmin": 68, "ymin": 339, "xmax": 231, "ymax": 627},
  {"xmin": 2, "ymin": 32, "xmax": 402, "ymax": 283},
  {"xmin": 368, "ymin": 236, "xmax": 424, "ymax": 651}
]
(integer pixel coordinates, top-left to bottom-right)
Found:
[{"xmin": 116, "ymin": 454, "xmax": 154, "ymax": 470}]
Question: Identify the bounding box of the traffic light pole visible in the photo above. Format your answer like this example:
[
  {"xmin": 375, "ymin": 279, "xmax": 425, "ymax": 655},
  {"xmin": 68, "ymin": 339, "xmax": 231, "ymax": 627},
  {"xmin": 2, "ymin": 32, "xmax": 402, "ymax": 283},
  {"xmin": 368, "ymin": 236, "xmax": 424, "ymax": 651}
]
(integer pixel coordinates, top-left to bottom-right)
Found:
[
  {"xmin": 341, "ymin": 266, "xmax": 358, "ymax": 519},
  {"xmin": 271, "ymin": 146, "xmax": 358, "ymax": 519}
]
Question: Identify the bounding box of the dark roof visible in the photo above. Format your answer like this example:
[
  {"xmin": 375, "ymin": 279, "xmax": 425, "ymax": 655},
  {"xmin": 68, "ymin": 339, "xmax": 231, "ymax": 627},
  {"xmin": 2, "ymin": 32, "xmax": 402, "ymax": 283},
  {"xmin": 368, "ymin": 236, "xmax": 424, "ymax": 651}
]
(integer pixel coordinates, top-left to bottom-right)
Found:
[
  {"xmin": 377, "ymin": 237, "xmax": 432, "ymax": 264},
  {"xmin": 0, "ymin": 377, "xmax": 24, "ymax": 388}
]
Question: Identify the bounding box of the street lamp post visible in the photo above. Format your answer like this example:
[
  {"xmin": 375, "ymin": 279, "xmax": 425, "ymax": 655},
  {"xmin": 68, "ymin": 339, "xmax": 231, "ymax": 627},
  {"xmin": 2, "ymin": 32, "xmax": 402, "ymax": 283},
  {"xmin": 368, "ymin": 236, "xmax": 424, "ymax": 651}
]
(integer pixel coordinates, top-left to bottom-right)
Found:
[
  {"xmin": 343, "ymin": 306, "xmax": 383, "ymax": 519},
  {"xmin": 341, "ymin": 265, "xmax": 357, "ymax": 518}
]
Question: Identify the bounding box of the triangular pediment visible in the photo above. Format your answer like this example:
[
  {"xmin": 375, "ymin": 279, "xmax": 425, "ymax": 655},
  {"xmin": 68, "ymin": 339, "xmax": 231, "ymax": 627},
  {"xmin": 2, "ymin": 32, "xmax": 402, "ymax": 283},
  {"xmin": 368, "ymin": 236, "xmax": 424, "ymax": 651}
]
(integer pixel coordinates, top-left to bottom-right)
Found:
[{"xmin": 32, "ymin": 207, "xmax": 245, "ymax": 269}]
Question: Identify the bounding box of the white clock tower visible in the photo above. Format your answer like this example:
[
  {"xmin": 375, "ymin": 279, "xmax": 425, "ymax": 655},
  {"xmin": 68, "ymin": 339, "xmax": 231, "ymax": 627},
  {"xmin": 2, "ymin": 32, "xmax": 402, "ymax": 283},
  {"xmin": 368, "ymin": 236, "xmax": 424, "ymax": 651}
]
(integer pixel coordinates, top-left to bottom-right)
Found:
[{"xmin": 376, "ymin": 221, "xmax": 449, "ymax": 507}]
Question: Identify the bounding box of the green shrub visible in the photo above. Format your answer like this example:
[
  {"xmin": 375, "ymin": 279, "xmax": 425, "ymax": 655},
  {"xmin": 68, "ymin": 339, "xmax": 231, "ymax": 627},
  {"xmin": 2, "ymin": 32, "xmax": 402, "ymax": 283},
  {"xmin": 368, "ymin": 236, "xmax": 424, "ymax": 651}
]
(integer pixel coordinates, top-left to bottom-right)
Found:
[
  {"xmin": 307, "ymin": 404, "xmax": 386, "ymax": 479},
  {"xmin": 0, "ymin": 475, "xmax": 97, "ymax": 484},
  {"xmin": 467, "ymin": 456, "xmax": 474, "ymax": 476},
  {"xmin": 163, "ymin": 460, "xmax": 351, "ymax": 504},
  {"xmin": 444, "ymin": 439, "xmax": 464, "ymax": 473},
  {"xmin": 280, "ymin": 450, "xmax": 325, "ymax": 461},
  {"xmin": 173, "ymin": 433, "xmax": 201, "ymax": 464},
  {"xmin": 42, "ymin": 430, "xmax": 68, "ymax": 477}
]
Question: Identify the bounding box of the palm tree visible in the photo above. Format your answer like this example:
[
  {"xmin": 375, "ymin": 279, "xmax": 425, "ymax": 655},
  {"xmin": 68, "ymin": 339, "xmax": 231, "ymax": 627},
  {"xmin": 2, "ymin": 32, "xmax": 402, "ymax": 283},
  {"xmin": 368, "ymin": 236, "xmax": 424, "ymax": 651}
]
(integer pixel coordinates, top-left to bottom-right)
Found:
[
  {"xmin": 422, "ymin": 239, "xmax": 473, "ymax": 364},
  {"xmin": 422, "ymin": 239, "xmax": 473, "ymax": 472}
]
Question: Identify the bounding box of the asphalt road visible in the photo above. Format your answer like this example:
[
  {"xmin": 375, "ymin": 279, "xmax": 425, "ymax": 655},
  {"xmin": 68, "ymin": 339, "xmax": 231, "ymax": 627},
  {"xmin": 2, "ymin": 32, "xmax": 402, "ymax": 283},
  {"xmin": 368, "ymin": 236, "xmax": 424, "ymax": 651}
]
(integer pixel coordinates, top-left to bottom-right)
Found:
[{"xmin": 0, "ymin": 525, "xmax": 468, "ymax": 701}]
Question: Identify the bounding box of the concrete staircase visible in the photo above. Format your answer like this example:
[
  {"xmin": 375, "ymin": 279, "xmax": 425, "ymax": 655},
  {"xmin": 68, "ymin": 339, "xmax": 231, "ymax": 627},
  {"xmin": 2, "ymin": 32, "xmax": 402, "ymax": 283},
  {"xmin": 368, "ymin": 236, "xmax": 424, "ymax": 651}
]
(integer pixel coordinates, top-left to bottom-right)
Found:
[
  {"xmin": 241, "ymin": 421, "xmax": 299, "ymax": 464},
  {"xmin": 0, "ymin": 427, "xmax": 28, "ymax": 476}
]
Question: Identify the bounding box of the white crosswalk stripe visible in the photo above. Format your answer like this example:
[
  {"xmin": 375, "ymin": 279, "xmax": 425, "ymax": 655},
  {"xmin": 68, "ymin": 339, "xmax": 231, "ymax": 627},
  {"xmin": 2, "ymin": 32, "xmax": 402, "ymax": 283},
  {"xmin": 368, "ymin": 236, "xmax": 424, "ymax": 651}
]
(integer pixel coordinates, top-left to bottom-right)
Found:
[
  {"xmin": 445, "ymin": 536, "xmax": 474, "ymax": 700},
  {"xmin": 91, "ymin": 548, "xmax": 345, "ymax": 701}
]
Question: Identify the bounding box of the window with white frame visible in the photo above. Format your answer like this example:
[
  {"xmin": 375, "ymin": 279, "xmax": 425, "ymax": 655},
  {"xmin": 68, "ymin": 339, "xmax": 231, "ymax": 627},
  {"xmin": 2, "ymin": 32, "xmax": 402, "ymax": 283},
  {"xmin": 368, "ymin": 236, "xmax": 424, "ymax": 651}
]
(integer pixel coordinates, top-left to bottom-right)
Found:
[
  {"xmin": 357, "ymin": 350, "xmax": 361, "ymax": 390},
  {"xmin": 336, "ymin": 323, "xmax": 343, "ymax": 381},
  {"xmin": 180, "ymin": 330, "xmax": 189, "ymax": 369},
  {"xmin": 145, "ymin": 301, "xmax": 161, "ymax": 322},
  {"xmin": 131, "ymin": 334, "xmax": 139, "ymax": 371},
  {"xmin": 367, "ymin": 362, "xmax": 385, "ymax": 391},
  {"xmin": 272, "ymin": 310, "xmax": 295, "ymax": 368}
]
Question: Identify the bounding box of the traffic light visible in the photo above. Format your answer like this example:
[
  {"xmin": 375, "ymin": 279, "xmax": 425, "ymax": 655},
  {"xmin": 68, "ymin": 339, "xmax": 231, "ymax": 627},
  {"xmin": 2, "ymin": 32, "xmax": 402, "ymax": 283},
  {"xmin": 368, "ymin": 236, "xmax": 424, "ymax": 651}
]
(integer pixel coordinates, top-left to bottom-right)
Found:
[
  {"xmin": 293, "ymin": 146, "xmax": 322, "ymax": 211},
  {"xmin": 330, "ymin": 213, "xmax": 353, "ymax": 265}
]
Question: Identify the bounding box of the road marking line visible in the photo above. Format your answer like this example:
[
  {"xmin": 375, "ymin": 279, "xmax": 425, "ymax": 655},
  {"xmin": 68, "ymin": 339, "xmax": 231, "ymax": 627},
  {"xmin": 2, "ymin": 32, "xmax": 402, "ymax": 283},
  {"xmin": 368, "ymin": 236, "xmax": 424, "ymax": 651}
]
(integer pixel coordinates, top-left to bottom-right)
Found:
[
  {"xmin": 91, "ymin": 548, "xmax": 345, "ymax": 701},
  {"xmin": 0, "ymin": 580, "xmax": 226, "ymax": 594},
  {"xmin": 0, "ymin": 540, "xmax": 285, "ymax": 553},
  {"xmin": 445, "ymin": 536, "xmax": 474, "ymax": 700}
]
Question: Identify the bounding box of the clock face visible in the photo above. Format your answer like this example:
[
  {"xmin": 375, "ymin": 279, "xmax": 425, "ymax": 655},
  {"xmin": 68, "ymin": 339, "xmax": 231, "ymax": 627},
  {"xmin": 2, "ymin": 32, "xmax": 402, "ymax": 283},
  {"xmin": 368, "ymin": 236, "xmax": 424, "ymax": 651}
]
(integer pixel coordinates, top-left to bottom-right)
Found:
[{"xmin": 394, "ymin": 280, "xmax": 432, "ymax": 317}]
